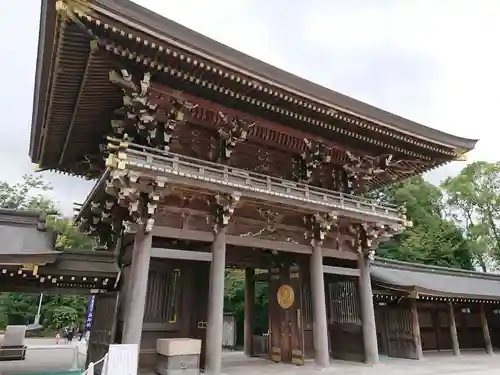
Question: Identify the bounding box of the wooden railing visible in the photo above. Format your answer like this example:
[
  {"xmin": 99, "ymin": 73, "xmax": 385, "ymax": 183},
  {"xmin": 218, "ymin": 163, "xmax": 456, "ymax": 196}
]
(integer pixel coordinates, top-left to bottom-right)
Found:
[{"xmin": 120, "ymin": 142, "xmax": 404, "ymax": 223}]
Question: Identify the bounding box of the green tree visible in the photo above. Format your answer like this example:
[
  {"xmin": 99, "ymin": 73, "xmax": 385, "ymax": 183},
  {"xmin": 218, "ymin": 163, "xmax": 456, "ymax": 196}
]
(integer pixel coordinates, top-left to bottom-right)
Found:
[
  {"xmin": 0, "ymin": 174, "xmax": 94, "ymax": 249},
  {"xmin": 373, "ymin": 176, "xmax": 474, "ymax": 269},
  {"xmin": 442, "ymin": 161, "xmax": 500, "ymax": 269},
  {"xmin": 0, "ymin": 174, "xmax": 57, "ymax": 213},
  {"xmin": 224, "ymin": 269, "xmax": 268, "ymax": 346}
]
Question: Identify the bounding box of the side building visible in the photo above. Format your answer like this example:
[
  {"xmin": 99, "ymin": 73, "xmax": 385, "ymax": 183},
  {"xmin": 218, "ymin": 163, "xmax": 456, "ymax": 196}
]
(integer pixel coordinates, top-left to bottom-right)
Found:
[
  {"xmin": 372, "ymin": 259, "xmax": 500, "ymax": 358},
  {"xmin": 30, "ymin": 0, "xmax": 478, "ymax": 373}
]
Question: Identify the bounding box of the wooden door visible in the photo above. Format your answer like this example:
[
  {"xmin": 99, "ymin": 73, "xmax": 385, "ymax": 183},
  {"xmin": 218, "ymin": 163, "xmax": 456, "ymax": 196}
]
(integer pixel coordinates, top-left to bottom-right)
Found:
[
  {"xmin": 382, "ymin": 304, "xmax": 418, "ymax": 359},
  {"xmin": 189, "ymin": 262, "xmax": 210, "ymax": 369},
  {"xmin": 326, "ymin": 278, "xmax": 364, "ymax": 362},
  {"xmin": 86, "ymin": 292, "xmax": 119, "ymax": 373},
  {"xmin": 268, "ymin": 264, "xmax": 304, "ymax": 365}
]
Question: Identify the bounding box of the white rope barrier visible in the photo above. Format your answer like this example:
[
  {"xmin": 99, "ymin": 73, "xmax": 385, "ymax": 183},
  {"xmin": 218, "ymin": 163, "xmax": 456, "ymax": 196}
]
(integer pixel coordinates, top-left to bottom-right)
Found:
[{"xmin": 83, "ymin": 353, "xmax": 108, "ymax": 375}]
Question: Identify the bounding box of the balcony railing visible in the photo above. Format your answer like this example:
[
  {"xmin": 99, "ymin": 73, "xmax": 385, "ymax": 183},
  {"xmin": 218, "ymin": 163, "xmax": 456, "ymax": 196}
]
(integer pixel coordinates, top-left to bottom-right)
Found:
[{"xmin": 119, "ymin": 143, "xmax": 404, "ymax": 224}]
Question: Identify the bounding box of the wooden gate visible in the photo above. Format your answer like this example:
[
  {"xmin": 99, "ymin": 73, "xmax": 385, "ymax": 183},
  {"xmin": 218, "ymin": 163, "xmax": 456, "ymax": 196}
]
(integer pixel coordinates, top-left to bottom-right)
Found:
[
  {"xmin": 376, "ymin": 303, "xmax": 417, "ymax": 359},
  {"xmin": 86, "ymin": 292, "xmax": 119, "ymax": 373},
  {"xmin": 268, "ymin": 264, "xmax": 304, "ymax": 365},
  {"xmin": 326, "ymin": 277, "xmax": 364, "ymax": 362}
]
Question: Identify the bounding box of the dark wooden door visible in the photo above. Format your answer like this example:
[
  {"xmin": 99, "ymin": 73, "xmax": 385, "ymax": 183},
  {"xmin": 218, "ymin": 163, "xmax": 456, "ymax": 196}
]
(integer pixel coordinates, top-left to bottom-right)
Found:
[
  {"xmin": 268, "ymin": 264, "xmax": 304, "ymax": 365},
  {"xmin": 326, "ymin": 278, "xmax": 364, "ymax": 362},
  {"xmin": 189, "ymin": 262, "xmax": 210, "ymax": 369},
  {"xmin": 382, "ymin": 304, "xmax": 418, "ymax": 359},
  {"xmin": 86, "ymin": 292, "xmax": 119, "ymax": 373}
]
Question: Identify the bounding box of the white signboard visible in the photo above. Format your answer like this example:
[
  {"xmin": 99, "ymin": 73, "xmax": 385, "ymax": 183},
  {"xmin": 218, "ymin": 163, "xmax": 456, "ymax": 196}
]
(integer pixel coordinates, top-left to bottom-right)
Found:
[{"xmin": 105, "ymin": 344, "xmax": 139, "ymax": 375}]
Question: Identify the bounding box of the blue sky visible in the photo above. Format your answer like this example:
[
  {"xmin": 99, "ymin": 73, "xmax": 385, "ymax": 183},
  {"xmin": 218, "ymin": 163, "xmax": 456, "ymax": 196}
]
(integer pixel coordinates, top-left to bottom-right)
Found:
[{"xmin": 0, "ymin": 0, "xmax": 498, "ymax": 214}]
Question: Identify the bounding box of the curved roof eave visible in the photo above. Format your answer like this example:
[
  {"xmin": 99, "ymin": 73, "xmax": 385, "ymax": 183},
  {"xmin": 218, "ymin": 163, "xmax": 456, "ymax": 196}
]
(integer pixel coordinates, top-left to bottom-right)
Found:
[
  {"xmin": 90, "ymin": 0, "xmax": 478, "ymax": 151},
  {"xmin": 371, "ymin": 258, "xmax": 500, "ymax": 300}
]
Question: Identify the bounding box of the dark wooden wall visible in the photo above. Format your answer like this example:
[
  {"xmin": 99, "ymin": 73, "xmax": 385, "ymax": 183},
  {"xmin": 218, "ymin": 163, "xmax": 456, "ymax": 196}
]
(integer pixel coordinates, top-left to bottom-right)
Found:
[
  {"xmin": 375, "ymin": 299, "xmax": 500, "ymax": 360},
  {"xmin": 487, "ymin": 306, "xmax": 500, "ymax": 348},
  {"xmin": 417, "ymin": 303, "xmax": 452, "ymax": 351},
  {"xmin": 375, "ymin": 300, "xmax": 418, "ymax": 359},
  {"xmin": 455, "ymin": 304, "xmax": 485, "ymax": 350}
]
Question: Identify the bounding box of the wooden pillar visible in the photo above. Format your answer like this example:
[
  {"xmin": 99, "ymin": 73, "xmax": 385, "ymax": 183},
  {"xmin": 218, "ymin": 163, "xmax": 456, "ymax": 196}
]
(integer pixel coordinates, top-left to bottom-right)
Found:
[
  {"xmin": 122, "ymin": 230, "xmax": 152, "ymax": 346},
  {"xmin": 310, "ymin": 243, "xmax": 330, "ymax": 369},
  {"xmin": 410, "ymin": 298, "xmax": 423, "ymax": 360},
  {"xmin": 358, "ymin": 255, "xmax": 379, "ymax": 365},
  {"xmin": 205, "ymin": 227, "xmax": 227, "ymax": 375},
  {"xmin": 448, "ymin": 302, "xmax": 460, "ymax": 356},
  {"xmin": 480, "ymin": 303, "xmax": 494, "ymax": 355},
  {"xmin": 244, "ymin": 267, "xmax": 255, "ymax": 357}
]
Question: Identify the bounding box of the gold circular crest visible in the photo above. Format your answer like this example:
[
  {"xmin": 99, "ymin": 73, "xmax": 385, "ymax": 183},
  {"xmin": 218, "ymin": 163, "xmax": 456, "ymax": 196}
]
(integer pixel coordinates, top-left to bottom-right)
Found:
[{"xmin": 277, "ymin": 285, "xmax": 295, "ymax": 309}]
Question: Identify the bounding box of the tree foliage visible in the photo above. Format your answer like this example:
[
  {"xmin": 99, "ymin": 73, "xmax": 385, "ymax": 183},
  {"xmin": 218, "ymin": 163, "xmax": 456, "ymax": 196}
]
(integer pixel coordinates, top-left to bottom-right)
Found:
[
  {"xmin": 224, "ymin": 270, "xmax": 268, "ymax": 345},
  {"xmin": 442, "ymin": 161, "xmax": 500, "ymax": 270},
  {"xmin": 370, "ymin": 176, "xmax": 474, "ymax": 269}
]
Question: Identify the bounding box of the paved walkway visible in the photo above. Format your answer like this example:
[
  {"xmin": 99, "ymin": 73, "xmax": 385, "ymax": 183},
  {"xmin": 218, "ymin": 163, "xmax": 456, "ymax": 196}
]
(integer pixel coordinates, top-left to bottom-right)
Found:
[
  {"xmin": 221, "ymin": 351, "xmax": 499, "ymax": 375},
  {"xmin": 0, "ymin": 342, "xmax": 498, "ymax": 375},
  {"xmin": 0, "ymin": 338, "xmax": 84, "ymax": 375}
]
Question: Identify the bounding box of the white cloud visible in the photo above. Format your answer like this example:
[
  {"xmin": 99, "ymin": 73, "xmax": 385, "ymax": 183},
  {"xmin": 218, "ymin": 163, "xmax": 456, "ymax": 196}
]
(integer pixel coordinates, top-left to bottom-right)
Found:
[{"xmin": 302, "ymin": 0, "xmax": 500, "ymax": 163}]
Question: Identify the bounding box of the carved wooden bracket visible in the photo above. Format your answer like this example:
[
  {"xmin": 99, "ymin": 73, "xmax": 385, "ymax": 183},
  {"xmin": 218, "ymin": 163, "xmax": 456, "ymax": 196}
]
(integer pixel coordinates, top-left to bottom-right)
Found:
[
  {"xmin": 292, "ymin": 138, "xmax": 332, "ymax": 183},
  {"xmin": 217, "ymin": 112, "xmax": 255, "ymax": 162},
  {"xmin": 303, "ymin": 212, "xmax": 338, "ymax": 246},
  {"xmin": 342, "ymin": 151, "xmax": 433, "ymax": 194},
  {"xmin": 206, "ymin": 192, "xmax": 241, "ymax": 233},
  {"xmin": 346, "ymin": 222, "xmax": 404, "ymax": 257},
  {"xmin": 109, "ymin": 69, "xmax": 196, "ymax": 152}
]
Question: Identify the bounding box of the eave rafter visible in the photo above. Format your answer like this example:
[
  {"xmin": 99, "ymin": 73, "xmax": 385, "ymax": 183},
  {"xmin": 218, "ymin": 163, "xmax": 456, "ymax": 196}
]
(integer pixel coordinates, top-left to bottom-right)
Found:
[
  {"xmin": 73, "ymin": 11, "xmax": 458, "ymax": 158},
  {"xmin": 58, "ymin": 50, "xmax": 95, "ymax": 166}
]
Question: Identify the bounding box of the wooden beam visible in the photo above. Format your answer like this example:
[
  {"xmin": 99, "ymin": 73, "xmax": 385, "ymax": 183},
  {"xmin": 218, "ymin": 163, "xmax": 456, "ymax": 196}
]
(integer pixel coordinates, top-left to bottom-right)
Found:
[
  {"xmin": 254, "ymin": 273, "xmax": 269, "ymax": 282},
  {"xmin": 151, "ymin": 247, "xmax": 212, "ymax": 262},
  {"xmin": 152, "ymin": 226, "xmax": 359, "ymax": 260},
  {"xmin": 323, "ymin": 265, "xmax": 360, "ymax": 277}
]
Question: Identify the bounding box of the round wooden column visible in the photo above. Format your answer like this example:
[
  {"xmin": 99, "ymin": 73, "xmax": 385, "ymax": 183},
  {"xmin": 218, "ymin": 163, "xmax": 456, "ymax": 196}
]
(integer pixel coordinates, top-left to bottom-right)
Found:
[{"xmin": 205, "ymin": 227, "xmax": 227, "ymax": 375}]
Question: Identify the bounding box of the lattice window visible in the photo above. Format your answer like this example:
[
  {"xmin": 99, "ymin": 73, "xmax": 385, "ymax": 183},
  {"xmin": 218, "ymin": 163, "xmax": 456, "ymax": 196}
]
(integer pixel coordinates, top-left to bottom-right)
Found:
[
  {"xmin": 326, "ymin": 279, "xmax": 361, "ymax": 325},
  {"xmin": 301, "ymin": 279, "xmax": 313, "ymax": 328},
  {"xmin": 144, "ymin": 269, "xmax": 181, "ymax": 323}
]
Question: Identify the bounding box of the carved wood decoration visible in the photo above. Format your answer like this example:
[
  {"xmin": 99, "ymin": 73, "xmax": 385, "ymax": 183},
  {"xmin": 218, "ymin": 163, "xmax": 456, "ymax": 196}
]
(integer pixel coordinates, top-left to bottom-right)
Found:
[
  {"xmin": 216, "ymin": 112, "xmax": 255, "ymax": 163},
  {"xmin": 345, "ymin": 222, "xmax": 404, "ymax": 258},
  {"xmin": 109, "ymin": 69, "xmax": 197, "ymax": 152},
  {"xmin": 292, "ymin": 138, "xmax": 332, "ymax": 184},
  {"xmin": 206, "ymin": 192, "xmax": 241, "ymax": 233},
  {"xmin": 76, "ymin": 150, "xmax": 170, "ymax": 246},
  {"xmin": 303, "ymin": 212, "xmax": 338, "ymax": 246},
  {"xmin": 342, "ymin": 151, "xmax": 432, "ymax": 194},
  {"xmin": 238, "ymin": 208, "xmax": 280, "ymax": 239}
]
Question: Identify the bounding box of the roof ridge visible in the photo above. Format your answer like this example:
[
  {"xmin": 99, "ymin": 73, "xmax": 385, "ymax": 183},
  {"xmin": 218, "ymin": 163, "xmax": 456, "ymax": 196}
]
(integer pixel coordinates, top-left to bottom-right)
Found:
[{"xmin": 373, "ymin": 257, "xmax": 500, "ymax": 280}]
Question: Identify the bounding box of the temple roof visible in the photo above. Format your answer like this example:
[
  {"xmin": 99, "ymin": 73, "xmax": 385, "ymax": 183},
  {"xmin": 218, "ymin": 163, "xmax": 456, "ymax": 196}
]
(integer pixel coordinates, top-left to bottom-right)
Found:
[
  {"xmin": 0, "ymin": 208, "xmax": 119, "ymax": 290},
  {"xmin": 30, "ymin": 0, "xmax": 477, "ymax": 179},
  {"xmin": 88, "ymin": 0, "xmax": 476, "ymax": 150},
  {"xmin": 372, "ymin": 258, "xmax": 500, "ymax": 301}
]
